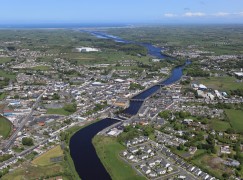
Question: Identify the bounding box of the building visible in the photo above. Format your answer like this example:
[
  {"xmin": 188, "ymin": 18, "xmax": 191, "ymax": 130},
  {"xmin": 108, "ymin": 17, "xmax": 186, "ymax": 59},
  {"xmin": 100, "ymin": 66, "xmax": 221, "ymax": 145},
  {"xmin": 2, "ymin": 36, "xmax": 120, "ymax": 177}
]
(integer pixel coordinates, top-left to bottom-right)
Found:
[{"xmin": 76, "ymin": 47, "xmax": 100, "ymax": 52}]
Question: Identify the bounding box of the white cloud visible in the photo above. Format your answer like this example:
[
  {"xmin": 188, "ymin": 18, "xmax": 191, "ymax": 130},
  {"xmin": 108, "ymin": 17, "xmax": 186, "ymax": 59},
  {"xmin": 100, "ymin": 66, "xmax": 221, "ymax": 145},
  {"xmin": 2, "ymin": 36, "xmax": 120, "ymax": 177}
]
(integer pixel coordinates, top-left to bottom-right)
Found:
[
  {"xmin": 235, "ymin": 12, "xmax": 243, "ymax": 16},
  {"xmin": 214, "ymin": 12, "xmax": 230, "ymax": 17},
  {"xmin": 164, "ymin": 13, "xmax": 177, "ymax": 17},
  {"xmin": 184, "ymin": 12, "xmax": 206, "ymax": 17}
]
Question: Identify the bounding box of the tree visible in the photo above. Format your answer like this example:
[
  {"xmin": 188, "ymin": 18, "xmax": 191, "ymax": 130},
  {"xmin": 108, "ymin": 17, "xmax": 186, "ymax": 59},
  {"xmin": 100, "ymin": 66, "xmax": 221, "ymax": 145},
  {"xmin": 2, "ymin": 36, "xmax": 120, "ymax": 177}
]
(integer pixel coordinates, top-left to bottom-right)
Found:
[
  {"xmin": 158, "ymin": 110, "xmax": 170, "ymax": 119},
  {"xmin": 143, "ymin": 125, "xmax": 154, "ymax": 136},
  {"xmin": 52, "ymin": 93, "xmax": 60, "ymax": 100},
  {"xmin": 22, "ymin": 137, "xmax": 34, "ymax": 146},
  {"xmin": 64, "ymin": 103, "xmax": 77, "ymax": 113}
]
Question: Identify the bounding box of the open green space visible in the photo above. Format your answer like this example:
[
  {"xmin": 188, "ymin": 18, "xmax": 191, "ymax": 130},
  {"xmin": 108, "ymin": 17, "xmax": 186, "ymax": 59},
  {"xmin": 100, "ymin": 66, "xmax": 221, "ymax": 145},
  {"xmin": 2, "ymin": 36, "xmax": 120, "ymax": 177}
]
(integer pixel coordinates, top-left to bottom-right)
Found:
[
  {"xmin": 32, "ymin": 145, "xmax": 63, "ymax": 166},
  {"xmin": 210, "ymin": 119, "xmax": 231, "ymax": 132},
  {"xmin": 0, "ymin": 70, "xmax": 16, "ymax": 80},
  {"xmin": 191, "ymin": 154, "xmax": 231, "ymax": 179},
  {"xmin": 93, "ymin": 135, "xmax": 145, "ymax": 180},
  {"xmin": 107, "ymin": 26, "xmax": 243, "ymax": 55},
  {"xmin": 225, "ymin": 109, "xmax": 243, "ymax": 132},
  {"xmin": 199, "ymin": 76, "xmax": 243, "ymax": 91},
  {"xmin": 2, "ymin": 163, "xmax": 69, "ymax": 180},
  {"xmin": 46, "ymin": 108, "xmax": 72, "ymax": 116},
  {"xmin": 0, "ymin": 92, "xmax": 6, "ymax": 100},
  {"xmin": 0, "ymin": 57, "xmax": 13, "ymax": 64},
  {"xmin": 64, "ymin": 50, "xmax": 150, "ymax": 65},
  {"xmin": 0, "ymin": 116, "xmax": 12, "ymax": 139},
  {"xmin": 31, "ymin": 65, "xmax": 51, "ymax": 71}
]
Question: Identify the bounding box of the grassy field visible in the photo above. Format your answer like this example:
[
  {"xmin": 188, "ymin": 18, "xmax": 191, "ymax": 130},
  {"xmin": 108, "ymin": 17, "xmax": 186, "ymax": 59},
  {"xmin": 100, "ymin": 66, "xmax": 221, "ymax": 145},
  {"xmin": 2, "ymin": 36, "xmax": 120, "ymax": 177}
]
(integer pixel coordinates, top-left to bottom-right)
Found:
[
  {"xmin": 225, "ymin": 109, "xmax": 243, "ymax": 132},
  {"xmin": 210, "ymin": 119, "xmax": 231, "ymax": 132},
  {"xmin": 46, "ymin": 108, "xmax": 72, "ymax": 116},
  {"xmin": 191, "ymin": 154, "xmax": 231, "ymax": 179},
  {"xmin": 0, "ymin": 116, "xmax": 12, "ymax": 139},
  {"xmin": 32, "ymin": 145, "xmax": 63, "ymax": 166},
  {"xmin": 0, "ymin": 92, "xmax": 6, "ymax": 100},
  {"xmin": 0, "ymin": 70, "xmax": 16, "ymax": 80},
  {"xmin": 93, "ymin": 136, "xmax": 146, "ymax": 180},
  {"xmin": 2, "ymin": 163, "xmax": 69, "ymax": 180},
  {"xmin": 63, "ymin": 50, "xmax": 150, "ymax": 65},
  {"xmin": 0, "ymin": 57, "xmax": 13, "ymax": 64},
  {"xmin": 31, "ymin": 65, "xmax": 51, "ymax": 71},
  {"xmin": 199, "ymin": 76, "xmax": 243, "ymax": 91}
]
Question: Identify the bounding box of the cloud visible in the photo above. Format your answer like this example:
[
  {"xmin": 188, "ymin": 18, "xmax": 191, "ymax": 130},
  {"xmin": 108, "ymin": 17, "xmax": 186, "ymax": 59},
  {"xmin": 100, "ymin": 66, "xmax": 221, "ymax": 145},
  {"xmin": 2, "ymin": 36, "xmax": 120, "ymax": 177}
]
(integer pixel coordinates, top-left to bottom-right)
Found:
[
  {"xmin": 214, "ymin": 12, "xmax": 230, "ymax": 17},
  {"xmin": 164, "ymin": 13, "xmax": 177, "ymax": 17},
  {"xmin": 213, "ymin": 12, "xmax": 243, "ymax": 17},
  {"xmin": 184, "ymin": 12, "xmax": 205, "ymax": 17},
  {"xmin": 235, "ymin": 12, "xmax": 243, "ymax": 16},
  {"xmin": 162, "ymin": 11, "xmax": 243, "ymax": 18}
]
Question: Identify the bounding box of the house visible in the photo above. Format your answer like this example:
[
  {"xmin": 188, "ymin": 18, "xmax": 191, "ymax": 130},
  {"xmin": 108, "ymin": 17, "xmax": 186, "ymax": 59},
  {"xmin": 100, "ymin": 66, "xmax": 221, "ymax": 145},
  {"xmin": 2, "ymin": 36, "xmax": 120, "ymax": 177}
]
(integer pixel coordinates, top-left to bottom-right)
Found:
[
  {"xmin": 220, "ymin": 145, "xmax": 231, "ymax": 154},
  {"xmin": 139, "ymin": 154, "xmax": 149, "ymax": 160},
  {"xmin": 189, "ymin": 146, "xmax": 197, "ymax": 154},
  {"xmin": 122, "ymin": 151, "xmax": 128, "ymax": 156},
  {"xmin": 128, "ymin": 147, "xmax": 138, "ymax": 154},
  {"xmin": 223, "ymin": 158, "xmax": 240, "ymax": 167},
  {"xmin": 156, "ymin": 168, "xmax": 166, "ymax": 175},
  {"xmin": 167, "ymin": 166, "xmax": 173, "ymax": 172},
  {"xmin": 127, "ymin": 154, "xmax": 134, "ymax": 160},
  {"xmin": 144, "ymin": 147, "xmax": 152, "ymax": 154},
  {"xmin": 149, "ymin": 172, "xmax": 157, "ymax": 177},
  {"xmin": 161, "ymin": 159, "xmax": 170, "ymax": 168},
  {"xmin": 147, "ymin": 159, "xmax": 156, "ymax": 167},
  {"xmin": 142, "ymin": 166, "xmax": 151, "ymax": 174}
]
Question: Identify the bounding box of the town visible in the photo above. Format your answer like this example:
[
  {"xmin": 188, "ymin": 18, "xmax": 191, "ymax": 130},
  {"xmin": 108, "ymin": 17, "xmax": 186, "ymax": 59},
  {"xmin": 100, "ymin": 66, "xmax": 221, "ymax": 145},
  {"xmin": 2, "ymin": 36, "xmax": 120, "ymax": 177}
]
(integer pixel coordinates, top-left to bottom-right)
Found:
[{"xmin": 0, "ymin": 26, "xmax": 243, "ymax": 180}]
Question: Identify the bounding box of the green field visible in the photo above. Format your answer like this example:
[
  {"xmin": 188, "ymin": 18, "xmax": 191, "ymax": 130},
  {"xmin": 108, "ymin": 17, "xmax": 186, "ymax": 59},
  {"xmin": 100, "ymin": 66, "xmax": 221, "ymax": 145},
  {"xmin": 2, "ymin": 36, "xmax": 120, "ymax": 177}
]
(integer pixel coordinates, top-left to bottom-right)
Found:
[
  {"xmin": 0, "ymin": 70, "xmax": 16, "ymax": 80},
  {"xmin": 0, "ymin": 92, "xmax": 6, "ymax": 100},
  {"xmin": 210, "ymin": 119, "xmax": 231, "ymax": 132},
  {"xmin": 31, "ymin": 65, "xmax": 51, "ymax": 71},
  {"xmin": 199, "ymin": 76, "xmax": 243, "ymax": 91},
  {"xmin": 32, "ymin": 145, "xmax": 63, "ymax": 166},
  {"xmin": 0, "ymin": 116, "xmax": 12, "ymax": 139},
  {"xmin": 191, "ymin": 154, "xmax": 231, "ymax": 179},
  {"xmin": 0, "ymin": 57, "xmax": 13, "ymax": 64},
  {"xmin": 46, "ymin": 108, "xmax": 72, "ymax": 116},
  {"xmin": 225, "ymin": 109, "xmax": 243, "ymax": 132},
  {"xmin": 93, "ymin": 136, "xmax": 145, "ymax": 180},
  {"xmin": 2, "ymin": 163, "xmax": 69, "ymax": 180}
]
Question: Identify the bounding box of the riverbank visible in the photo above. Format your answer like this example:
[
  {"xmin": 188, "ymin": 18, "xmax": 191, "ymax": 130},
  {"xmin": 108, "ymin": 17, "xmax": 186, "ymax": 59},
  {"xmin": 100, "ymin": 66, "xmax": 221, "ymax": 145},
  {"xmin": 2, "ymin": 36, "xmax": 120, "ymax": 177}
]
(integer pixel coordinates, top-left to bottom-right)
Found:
[{"xmin": 92, "ymin": 135, "xmax": 146, "ymax": 180}]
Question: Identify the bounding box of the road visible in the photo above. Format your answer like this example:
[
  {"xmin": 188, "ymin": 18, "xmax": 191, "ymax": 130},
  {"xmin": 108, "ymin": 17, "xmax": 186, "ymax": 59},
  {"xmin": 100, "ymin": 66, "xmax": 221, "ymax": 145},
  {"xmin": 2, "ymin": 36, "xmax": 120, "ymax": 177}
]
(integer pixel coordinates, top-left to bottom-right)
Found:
[{"xmin": 3, "ymin": 90, "xmax": 46, "ymax": 152}]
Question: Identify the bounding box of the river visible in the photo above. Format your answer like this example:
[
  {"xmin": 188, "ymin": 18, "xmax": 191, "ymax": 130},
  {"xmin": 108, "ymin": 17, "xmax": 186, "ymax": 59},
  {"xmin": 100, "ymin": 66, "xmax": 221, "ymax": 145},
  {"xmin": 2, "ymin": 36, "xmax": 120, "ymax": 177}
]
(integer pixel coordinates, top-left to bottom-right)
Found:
[{"xmin": 69, "ymin": 31, "xmax": 189, "ymax": 180}]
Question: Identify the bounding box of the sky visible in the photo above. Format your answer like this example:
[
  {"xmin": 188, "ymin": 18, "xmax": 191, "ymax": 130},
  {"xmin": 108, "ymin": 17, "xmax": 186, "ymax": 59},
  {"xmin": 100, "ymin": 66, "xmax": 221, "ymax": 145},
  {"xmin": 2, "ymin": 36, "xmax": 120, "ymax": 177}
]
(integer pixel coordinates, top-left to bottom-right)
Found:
[{"xmin": 0, "ymin": 0, "xmax": 243, "ymax": 25}]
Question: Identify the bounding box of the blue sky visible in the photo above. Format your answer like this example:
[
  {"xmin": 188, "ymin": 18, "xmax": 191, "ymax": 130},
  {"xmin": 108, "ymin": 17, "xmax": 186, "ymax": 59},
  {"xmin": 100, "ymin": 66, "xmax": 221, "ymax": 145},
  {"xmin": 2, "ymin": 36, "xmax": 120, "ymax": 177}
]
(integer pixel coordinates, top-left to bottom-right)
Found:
[{"xmin": 0, "ymin": 0, "xmax": 243, "ymax": 24}]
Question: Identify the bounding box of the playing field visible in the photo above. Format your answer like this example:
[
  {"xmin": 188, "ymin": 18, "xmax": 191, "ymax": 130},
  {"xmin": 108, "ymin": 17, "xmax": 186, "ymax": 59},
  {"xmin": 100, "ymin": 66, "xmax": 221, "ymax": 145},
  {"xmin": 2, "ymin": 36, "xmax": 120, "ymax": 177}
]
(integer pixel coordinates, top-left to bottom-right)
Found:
[
  {"xmin": 0, "ymin": 116, "xmax": 12, "ymax": 139},
  {"xmin": 46, "ymin": 108, "xmax": 72, "ymax": 116},
  {"xmin": 210, "ymin": 119, "xmax": 231, "ymax": 132},
  {"xmin": 225, "ymin": 109, "xmax": 243, "ymax": 132},
  {"xmin": 32, "ymin": 145, "xmax": 63, "ymax": 166},
  {"xmin": 199, "ymin": 76, "xmax": 243, "ymax": 91}
]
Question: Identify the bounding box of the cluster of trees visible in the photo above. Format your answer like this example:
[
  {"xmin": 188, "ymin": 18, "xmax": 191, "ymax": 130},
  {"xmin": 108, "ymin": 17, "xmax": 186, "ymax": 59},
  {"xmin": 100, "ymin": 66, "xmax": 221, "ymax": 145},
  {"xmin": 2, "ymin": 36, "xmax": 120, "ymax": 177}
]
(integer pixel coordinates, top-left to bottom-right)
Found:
[
  {"xmin": 185, "ymin": 66, "xmax": 210, "ymax": 77},
  {"xmin": 52, "ymin": 93, "xmax": 60, "ymax": 100},
  {"xmin": 118, "ymin": 44, "xmax": 147, "ymax": 56},
  {"xmin": 93, "ymin": 101, "xmax": 107, "ymax": 111},
  {"xmin": 229, "ymin": 89, "xmax": 243, "ymax": 97},
  {"xmin": 22, "ymin": 137, "xmax": 34, "ymax": 146},
  {"xmin": 0, "ymin": 77, "xmax": 10, "ymax": 88},
  {"xmin": 129, "ymin": 82, "xmax": 145, "ymax": 90},
  {"xmin": 158, "ymin": 110, "xmax": 171, "ymax": 119},
  {"xmin": 0, "ymin": 154, "xmax": 13, "ymax": 163},
  {"xmin": 0, "ymin": 168, "xmax": 9, "ymax": 178},
  {"xmin": 63, "ymin": 103, "xmax": 77, "ymax": 113},
  {"xmin": 118, "ymin": 125, "xmax": 139, "ymax": 143}
]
